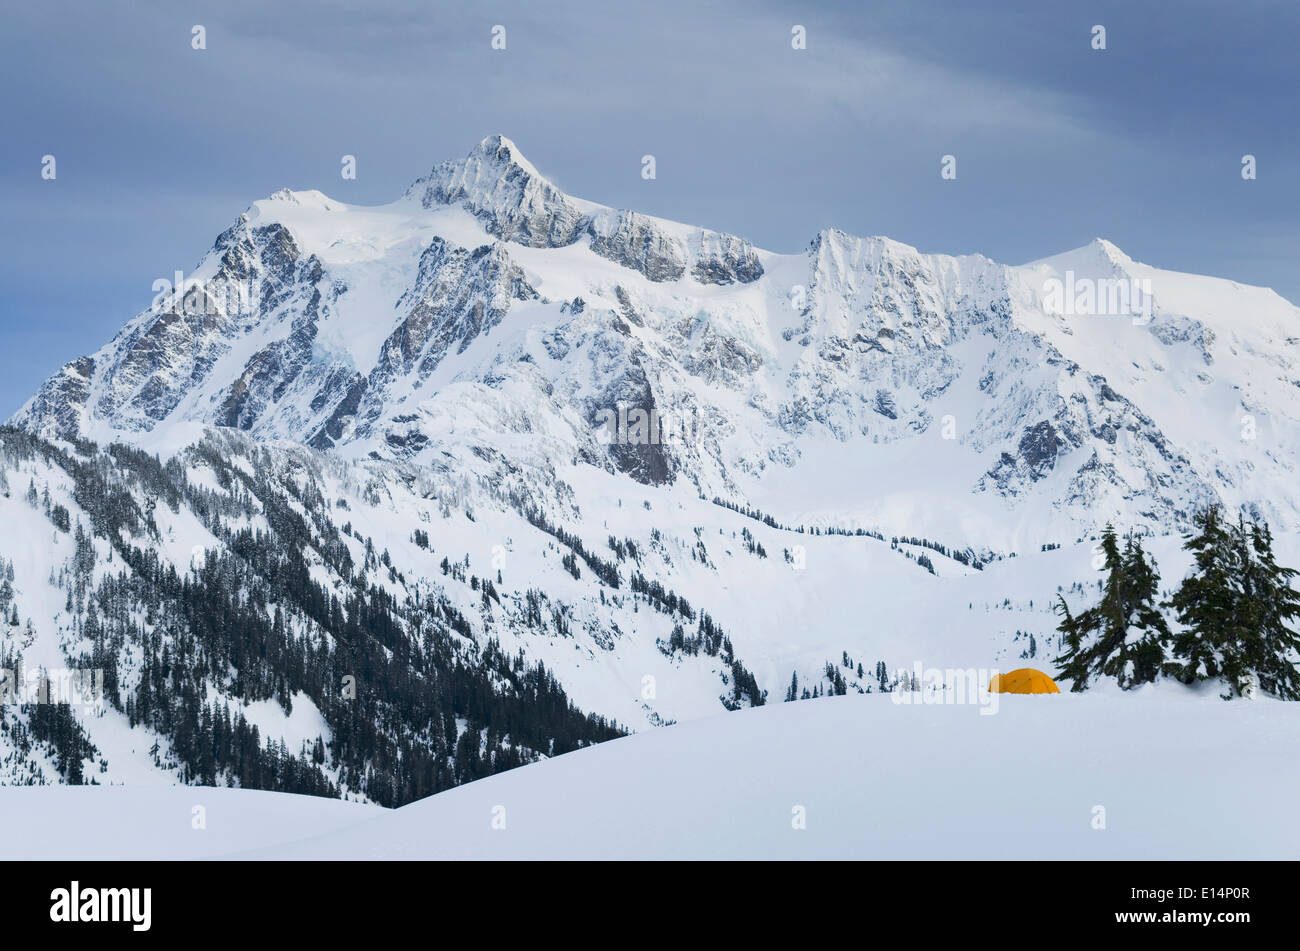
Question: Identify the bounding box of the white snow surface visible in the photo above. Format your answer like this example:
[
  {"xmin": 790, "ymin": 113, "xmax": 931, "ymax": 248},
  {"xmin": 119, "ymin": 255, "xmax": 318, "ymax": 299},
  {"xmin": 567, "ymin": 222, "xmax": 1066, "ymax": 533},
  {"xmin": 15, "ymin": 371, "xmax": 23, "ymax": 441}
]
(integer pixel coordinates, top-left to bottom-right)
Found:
[
  {"xmin": 3, "ymin": 691, "xmax": 1296, "ymax": 860},
  {"xmin": 0, "ymin": 786, "xmax": 378, "ymax": 860}
]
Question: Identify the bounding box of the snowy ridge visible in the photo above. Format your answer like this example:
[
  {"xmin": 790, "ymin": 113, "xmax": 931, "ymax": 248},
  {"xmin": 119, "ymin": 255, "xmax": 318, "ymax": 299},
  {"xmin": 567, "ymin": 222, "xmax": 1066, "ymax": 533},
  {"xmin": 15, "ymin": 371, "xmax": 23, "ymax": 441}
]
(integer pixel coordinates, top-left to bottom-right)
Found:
[{"xmin": 14, "ymin": 135, "xmax": 1300, "ymax": 549}]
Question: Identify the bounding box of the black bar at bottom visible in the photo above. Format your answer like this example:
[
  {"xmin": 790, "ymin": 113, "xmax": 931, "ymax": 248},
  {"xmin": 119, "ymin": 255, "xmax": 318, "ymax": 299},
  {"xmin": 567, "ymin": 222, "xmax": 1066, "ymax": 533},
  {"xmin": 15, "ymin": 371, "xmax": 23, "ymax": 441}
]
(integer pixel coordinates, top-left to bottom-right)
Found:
[{"xmin": 2, "ymin": 860, "xmax": 1280, "ymax": 937}]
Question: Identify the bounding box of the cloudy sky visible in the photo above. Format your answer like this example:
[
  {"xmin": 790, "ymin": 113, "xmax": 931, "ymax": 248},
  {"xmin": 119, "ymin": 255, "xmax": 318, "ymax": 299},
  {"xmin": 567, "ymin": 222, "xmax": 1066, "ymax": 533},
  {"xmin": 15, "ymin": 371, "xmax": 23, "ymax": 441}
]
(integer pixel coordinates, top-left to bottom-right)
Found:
[{"xmin": 1, "ymin": 0, "xmax": 1296, "ymax": 417}]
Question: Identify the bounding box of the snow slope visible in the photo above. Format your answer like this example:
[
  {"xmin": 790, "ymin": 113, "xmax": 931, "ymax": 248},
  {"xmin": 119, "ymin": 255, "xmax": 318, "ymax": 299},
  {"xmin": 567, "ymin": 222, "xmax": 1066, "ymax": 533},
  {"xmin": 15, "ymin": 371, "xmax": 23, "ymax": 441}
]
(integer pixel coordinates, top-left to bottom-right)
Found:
[
  {"xmin": 3, "ymin": 692, "xmax": 1295, "ymax": 860},
  {"xmin": 261, "ymin": 691, "xmax": 1300, "ymax": 860},
  {"xmin": 0, "ymin": 785, "xmax": 378, "ymax": 860}
]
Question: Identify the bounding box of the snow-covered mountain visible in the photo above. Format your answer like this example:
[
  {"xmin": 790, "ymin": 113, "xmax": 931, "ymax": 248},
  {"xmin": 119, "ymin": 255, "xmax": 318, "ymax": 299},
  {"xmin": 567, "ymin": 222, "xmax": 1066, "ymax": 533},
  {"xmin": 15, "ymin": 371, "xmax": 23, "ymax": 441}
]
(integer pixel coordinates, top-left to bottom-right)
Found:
[
  {"xmin": 17, "ymin": 135, "xmax": 1300, "ymax": 548},
  {"xmin": 4, "ymin": 135, "xmax": 1300, "ymax": 803}
]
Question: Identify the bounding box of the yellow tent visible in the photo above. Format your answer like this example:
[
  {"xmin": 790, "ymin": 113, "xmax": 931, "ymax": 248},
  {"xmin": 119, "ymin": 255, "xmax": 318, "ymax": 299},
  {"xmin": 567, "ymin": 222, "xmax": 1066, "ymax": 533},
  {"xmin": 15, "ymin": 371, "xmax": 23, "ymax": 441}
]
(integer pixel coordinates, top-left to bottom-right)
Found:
[{"xmin": 988, "ymin": 668, "xmax": 1060, "ymax": 694}]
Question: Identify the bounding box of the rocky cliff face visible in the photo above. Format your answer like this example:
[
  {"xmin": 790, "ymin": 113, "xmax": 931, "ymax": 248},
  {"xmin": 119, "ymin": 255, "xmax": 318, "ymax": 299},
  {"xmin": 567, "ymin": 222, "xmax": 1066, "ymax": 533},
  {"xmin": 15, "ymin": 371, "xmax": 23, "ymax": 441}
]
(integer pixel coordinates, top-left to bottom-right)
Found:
[{"xmin": 587, "ymin": 209, "xmax": 688, "ymax": 282}]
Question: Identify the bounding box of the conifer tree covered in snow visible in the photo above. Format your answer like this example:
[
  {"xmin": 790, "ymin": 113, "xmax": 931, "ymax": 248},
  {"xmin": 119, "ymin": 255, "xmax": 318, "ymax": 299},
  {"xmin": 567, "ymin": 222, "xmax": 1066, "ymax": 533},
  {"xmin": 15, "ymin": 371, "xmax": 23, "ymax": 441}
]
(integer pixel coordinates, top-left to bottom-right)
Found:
[
  {"xmin": 1163, "ymin": 506, "xmax": 1237, "ymax": 690},
  {"xmin": 1056, "ymin": 509, "xmax": 1300, "ymax": 698},
  {"xmin": 1165, "ymin": 508, "xmax": 1300, "ymax": 699},
  {"xmin": 1054, "ymin": 526, "xmax": 1170, "ymax": 691},
  {"xmin": 1236, "ymin": 519, "xmax": 1300, "ymax": 699}
]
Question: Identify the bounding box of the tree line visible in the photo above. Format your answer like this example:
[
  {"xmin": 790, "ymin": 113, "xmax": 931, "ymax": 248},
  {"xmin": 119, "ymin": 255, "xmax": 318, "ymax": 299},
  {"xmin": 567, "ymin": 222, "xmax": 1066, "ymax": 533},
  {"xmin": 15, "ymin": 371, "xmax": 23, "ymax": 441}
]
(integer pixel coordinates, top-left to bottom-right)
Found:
[{"xmin": 0, "ymin": 426, "xmax": 624, "ymax": 804}]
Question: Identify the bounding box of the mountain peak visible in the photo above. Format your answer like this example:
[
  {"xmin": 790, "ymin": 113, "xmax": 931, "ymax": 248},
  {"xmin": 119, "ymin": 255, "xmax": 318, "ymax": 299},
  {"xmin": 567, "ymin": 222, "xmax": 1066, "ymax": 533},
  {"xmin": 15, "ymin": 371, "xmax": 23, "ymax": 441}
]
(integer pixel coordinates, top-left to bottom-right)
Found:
[
  {"xmin": 470, "ymin": 133, "xmax": 541, "ymax": 178},
  {"xmin": 1089, "ymin": 236, "xmax": 1132, "ymax": 266},
  {"xmin": 409, "ymin": 135, "xmax": 586, "ymax": 248},
  {"xmin": 410, "ymin": 134, "xmax": 557, "ymax": 201},
  {"xmin": 258, "ymin": 188, "xmax": 338, "ymax": 212},
  {"xmin": 1022, "ymin": 236, "xmax": 1135, "ymax": 276}
]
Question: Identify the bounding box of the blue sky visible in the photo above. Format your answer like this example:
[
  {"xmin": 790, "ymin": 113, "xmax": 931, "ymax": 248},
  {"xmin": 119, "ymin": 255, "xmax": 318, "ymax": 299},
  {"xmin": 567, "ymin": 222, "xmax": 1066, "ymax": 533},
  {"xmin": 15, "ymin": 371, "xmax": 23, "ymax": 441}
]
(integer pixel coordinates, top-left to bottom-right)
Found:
[{"xmin": 2, "ymin": 0, "xmax": 1297, "ymax": 418}]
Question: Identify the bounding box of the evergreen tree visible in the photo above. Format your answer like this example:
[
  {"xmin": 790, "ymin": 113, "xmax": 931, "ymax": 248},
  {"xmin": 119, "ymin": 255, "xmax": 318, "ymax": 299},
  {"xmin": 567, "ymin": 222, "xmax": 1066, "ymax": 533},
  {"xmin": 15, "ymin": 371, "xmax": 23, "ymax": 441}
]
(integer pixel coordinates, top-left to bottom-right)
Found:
[
  {"xmin": 1105, "ymin": 533, "xmax": 1170, "ymax": 686},
  {"xmin": 1055, "ymin": 526, "xmax": 1169, "ymax": 690},
  {"xmin": 1165, "ymin": 506, "xmax": 1239, "ymax": 689},
  {"xmin": 1240, "ymin": 520, "xmax": 1300, "ymax": 699},
  {"xmin": 1168, "ymin": 508, "xmax": 1300, "ymax": 698}
]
